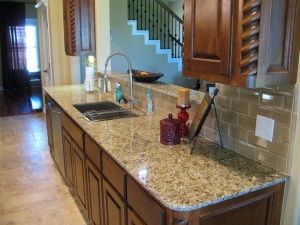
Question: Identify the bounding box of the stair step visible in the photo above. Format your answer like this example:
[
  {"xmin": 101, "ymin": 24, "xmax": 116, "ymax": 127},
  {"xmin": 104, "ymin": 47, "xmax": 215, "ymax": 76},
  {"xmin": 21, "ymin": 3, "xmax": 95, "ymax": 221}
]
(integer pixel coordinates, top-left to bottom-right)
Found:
[{"xmin": 128, "ymin": 20, "xmax": 182, "ymax": 71}]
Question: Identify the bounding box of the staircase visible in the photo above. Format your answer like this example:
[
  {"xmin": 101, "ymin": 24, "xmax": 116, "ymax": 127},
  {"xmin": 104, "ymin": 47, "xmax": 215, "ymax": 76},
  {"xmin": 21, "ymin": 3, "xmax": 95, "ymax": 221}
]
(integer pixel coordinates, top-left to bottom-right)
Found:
[{"xmin": 127, "ymin": 0, "xmax": 183, "ymax": 71}]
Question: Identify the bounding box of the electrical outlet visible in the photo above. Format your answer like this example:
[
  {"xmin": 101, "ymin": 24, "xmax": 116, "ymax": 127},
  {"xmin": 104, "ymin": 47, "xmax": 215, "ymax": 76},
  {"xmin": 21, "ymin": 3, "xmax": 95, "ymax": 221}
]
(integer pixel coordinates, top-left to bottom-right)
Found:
[{"xmin": 255, "ymin": 115, "xmax": 275, "ymax": 142}]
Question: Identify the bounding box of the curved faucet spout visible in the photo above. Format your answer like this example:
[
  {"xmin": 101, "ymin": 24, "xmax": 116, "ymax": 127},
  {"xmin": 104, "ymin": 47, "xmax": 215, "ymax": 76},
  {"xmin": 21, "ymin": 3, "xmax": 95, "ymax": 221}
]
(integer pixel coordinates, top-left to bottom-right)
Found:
[{"xmin": 103, "ymin": 52, "xmax": 135, "ymax": 108}]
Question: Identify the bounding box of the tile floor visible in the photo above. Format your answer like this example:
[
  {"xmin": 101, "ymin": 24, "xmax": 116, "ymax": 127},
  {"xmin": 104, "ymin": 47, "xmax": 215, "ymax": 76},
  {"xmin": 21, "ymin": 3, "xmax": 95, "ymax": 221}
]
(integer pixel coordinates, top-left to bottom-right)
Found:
[{"xmin": 0, "ymin": 113, "xmax": 89, "ymax": 225}]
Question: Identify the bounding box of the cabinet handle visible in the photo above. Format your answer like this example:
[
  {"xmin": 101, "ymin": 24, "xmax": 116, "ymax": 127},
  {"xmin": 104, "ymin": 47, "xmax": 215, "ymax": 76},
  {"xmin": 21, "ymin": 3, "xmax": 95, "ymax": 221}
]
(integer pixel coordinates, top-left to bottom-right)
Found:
[{"xmin": 47, "ymin": 103, "xmax": 61, "ymax": 114}]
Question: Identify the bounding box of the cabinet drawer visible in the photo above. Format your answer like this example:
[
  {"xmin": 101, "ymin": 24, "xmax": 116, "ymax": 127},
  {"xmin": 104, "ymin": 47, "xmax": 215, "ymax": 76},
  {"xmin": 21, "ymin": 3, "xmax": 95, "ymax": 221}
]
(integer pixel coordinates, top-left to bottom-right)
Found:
[
  {"xmin": 128, "ymin": 177, "xmax": 165, "ymax": 225},
  {"xmin": 85, "ymin": 135, "xmax": 102, "ymax": 171},
  {"xmin": 61, "ymin": 111, "xmax": 84, "ymax": 149},
  {"xmin": 102, "ymin": 152, "xmax": 126, "ymax": 198}
]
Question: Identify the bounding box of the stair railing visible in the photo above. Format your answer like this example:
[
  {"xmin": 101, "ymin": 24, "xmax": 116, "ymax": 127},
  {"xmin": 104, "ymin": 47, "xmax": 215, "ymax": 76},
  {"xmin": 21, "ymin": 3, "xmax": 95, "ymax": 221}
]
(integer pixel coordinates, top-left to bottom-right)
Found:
[{"xmin": 128, "ymin": 0, "xmax": 183, "ymax": 58}]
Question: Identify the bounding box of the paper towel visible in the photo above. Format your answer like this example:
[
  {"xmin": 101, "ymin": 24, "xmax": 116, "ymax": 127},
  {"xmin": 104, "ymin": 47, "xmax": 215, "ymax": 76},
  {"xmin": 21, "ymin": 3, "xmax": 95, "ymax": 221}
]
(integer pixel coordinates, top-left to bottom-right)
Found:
[{"xmin": 85, "ymin": 67, "xmax": 95, "ymax": 92}]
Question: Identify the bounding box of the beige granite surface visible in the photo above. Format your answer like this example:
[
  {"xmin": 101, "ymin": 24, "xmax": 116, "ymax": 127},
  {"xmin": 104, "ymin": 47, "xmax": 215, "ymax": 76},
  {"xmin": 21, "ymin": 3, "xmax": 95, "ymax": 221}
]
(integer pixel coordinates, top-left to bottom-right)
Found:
[{"xmin": 44, "ymin": 84, "xmax": 288, "ymax": 212}]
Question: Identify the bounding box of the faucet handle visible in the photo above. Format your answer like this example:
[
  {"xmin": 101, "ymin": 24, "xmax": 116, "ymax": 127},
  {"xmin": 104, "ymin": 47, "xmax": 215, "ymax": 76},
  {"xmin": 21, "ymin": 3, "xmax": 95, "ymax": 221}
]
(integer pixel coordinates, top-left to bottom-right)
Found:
[{"xmin": 131, "ymin": 97, "xmax": 137, "ymax": 104}]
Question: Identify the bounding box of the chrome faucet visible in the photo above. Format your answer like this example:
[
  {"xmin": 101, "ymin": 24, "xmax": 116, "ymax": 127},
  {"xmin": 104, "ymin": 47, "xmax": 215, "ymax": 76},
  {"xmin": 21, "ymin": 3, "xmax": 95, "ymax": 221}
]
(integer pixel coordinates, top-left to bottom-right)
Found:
[{"xmin": 103, "ymin": 52, "xmax": 136, "ymax": 108}]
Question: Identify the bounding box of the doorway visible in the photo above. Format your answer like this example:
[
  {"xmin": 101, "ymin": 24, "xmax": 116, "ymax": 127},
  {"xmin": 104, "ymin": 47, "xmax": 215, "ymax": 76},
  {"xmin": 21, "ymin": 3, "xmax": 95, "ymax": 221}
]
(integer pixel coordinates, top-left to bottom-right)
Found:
[{"xmin": 0, "ymin": 0, "xmax": 43, "ymax": 117}]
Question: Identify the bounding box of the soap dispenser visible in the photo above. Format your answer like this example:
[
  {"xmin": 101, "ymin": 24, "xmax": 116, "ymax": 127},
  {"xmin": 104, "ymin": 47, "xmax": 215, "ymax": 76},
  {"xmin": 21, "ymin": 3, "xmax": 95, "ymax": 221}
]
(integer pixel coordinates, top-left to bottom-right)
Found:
[
  {"xmin": 146, "ymin": 89, "xmax": 153, "ymax": 114},
  {"xmin": 115, "ymin": 83, "xmax": 123, "ymax": 102}
]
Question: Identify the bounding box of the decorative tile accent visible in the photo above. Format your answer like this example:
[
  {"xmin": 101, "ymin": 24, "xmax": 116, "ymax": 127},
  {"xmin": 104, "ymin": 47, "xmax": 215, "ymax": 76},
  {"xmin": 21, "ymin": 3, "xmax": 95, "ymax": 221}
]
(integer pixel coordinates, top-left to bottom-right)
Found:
[
  {"xmin": 220, "ymin": 109, "xmax": 239, "ymax": 125},
  {"xmin": 231, "ymin": 99, "xmax": 250, "ymax": 115},
  {"xmin": 239, "ymin": 115, "xmax": 256, "ymax": 131},
  {"xmin": 261, "ymin": 92, "xmax": 284, "ymax": 108},
  {"xmin": 257, "ymin": 148, "xmax": 280, "ymax": 169},
  {"xmin": 219, "ymin": 85, "xmax": 239, "ymax": 98},
  {"xmin": 240, "ymin": 88, "xmax": 260, "ymax": 103},
  {"xmin": 230, "ymin": 125, "xmax": 248, "ymax": 142},
  {"xmin": 250, "ymin": 104, "xmax": 272, "ymax": 118},
  {"xmin": 270, "ymin": 140, "xmax": 289, "ymax": 158},
  {"xmin": 273, "ymin": 110, "xmax": 292, "ymax": 127},
  {"xmin": 237, "ymin": 141, "xmax": 257, "ymax": 160},
  {"xmin": 248, "ymin": 132, "xmax": 269, "ymax": 149}
]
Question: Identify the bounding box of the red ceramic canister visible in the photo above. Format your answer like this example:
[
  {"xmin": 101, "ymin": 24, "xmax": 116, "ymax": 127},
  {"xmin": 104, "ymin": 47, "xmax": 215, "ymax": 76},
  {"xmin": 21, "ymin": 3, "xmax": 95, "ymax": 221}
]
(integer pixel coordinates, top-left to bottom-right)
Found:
[{"xmin": 160, "ymin": 113, "xmax": 181, "ymax": 145}]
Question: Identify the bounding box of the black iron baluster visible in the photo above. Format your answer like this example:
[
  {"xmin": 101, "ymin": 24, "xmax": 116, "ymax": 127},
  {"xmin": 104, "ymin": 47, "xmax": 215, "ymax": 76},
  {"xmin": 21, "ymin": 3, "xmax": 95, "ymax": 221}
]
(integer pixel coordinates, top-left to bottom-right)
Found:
[{"xmin": 128, "ymin": 0, "xmax": 183, "ymax": 58}]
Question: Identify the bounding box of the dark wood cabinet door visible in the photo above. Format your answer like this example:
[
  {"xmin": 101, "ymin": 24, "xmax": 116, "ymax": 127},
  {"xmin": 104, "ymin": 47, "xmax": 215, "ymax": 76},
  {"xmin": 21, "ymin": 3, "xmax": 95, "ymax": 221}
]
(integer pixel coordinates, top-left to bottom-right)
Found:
[
  {"xmin": 45, "ymin": 107, "xmax": 53, "ymax": 153},
  {"xmin": 128, "ymin": 208, "xmax": 145, "ymax": 225},
  {"xmin": 183, "ymin": 0, "xmax": 235, "ymax": 81},
  {"xmin": 86, "ymin": 158, "xmax": 103, "ymax": 225},
  {"xmin": 199, "ymin": 194, "xmax": 276, "ymax": 225},
  {"xmin": 63, "ymin": 0, "xmax": 95, "ymax": 56},
  {"xmin": 73, "ymin": 142, "xmax": 88, "ymax": 215},
  {"xmin": 63, "ymin": 130, "xmax": 74, "ymax": 188},
  {"xmin": 183, "ymin": 0, "xmax": 300, "ymax": 88},
  {"xmin": 103, "ymin": 180, "xmax": 125, "ymax": 225}
]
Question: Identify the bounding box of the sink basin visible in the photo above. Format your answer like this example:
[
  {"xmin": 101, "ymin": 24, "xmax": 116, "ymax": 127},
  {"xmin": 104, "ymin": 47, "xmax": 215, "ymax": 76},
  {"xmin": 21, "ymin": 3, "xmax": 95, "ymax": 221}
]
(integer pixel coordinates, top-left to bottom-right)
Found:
[
  {"xmin": 73, "ymin": 101, "xmax": 137, "ymax": 121},
  {"xmin": 73, "ymin": 101, "xmax": 121, "ymax": 113}
]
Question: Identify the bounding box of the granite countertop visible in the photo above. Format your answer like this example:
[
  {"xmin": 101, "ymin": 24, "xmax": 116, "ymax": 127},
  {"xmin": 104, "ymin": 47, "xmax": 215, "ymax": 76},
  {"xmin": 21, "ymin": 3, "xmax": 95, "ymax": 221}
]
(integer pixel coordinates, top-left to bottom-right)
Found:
[{"xmin": 44, "ymin": 84, "xmax": 287, "ymax": 212}]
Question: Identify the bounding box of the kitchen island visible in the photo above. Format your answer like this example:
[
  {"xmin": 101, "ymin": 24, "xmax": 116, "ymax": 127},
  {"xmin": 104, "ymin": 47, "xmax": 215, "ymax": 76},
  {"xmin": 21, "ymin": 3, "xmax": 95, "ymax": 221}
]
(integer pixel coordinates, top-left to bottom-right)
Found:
[{"xmin": 44, "ymin": 84, "xmax": 288, "ymax": 225}]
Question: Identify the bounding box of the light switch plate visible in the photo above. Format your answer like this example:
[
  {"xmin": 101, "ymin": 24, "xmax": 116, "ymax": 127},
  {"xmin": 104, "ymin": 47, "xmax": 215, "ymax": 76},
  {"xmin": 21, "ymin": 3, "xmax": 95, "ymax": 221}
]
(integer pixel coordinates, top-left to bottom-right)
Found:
[{"xmin": 255, "ymin": 115, "xmax": 275, "ymax": 142}]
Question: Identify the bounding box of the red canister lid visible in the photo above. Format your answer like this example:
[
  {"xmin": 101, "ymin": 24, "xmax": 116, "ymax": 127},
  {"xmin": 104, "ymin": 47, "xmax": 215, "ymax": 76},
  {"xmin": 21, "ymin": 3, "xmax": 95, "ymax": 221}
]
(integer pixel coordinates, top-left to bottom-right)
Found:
[{"xmin": 160, "ymin": 113, "xmax": 181, "ymax": 145}]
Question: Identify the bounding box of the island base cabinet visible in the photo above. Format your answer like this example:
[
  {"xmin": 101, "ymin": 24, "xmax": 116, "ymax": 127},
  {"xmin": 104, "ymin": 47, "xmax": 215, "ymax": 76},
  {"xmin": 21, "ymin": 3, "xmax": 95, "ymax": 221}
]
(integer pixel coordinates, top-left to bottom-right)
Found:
[
  {"xmin": 86, "ymin": 158, "xmax": 103, "ymax": 225},
  {"xmin": 73, "ymin": 142, "xmax": 88, "ymax": 216},
  {"xmin": 62, "ymin": 130, "xmax": 74, "ymax": 189},
  {"xmin": 169, "ymin": 182, "xmax": 285, "ymax": 225},
  {"xmin": 128, "ymin": 208, "xmax": 146, "ymax": 225},
  {"xmin": 103, "ymin": 180, "xmax": 126, "ymax": 225}
]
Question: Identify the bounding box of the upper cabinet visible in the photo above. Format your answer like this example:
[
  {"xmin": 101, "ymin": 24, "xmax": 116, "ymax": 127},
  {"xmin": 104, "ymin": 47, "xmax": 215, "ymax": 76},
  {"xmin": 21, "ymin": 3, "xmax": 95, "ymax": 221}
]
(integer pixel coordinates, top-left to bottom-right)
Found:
[
  {"xmin": 63, "ymin": 0, "xmax": 95, "ymax": 56},
  {"xmin": 183, "ymin": 0, "xmax": 300, "ymax": 88}
]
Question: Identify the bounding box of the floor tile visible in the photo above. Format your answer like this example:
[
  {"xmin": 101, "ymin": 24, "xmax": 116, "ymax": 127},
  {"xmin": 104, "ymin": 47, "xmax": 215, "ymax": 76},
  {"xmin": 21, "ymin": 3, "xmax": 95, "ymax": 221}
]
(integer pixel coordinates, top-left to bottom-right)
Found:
[
  {"xmin": 2, "ymin": 181, "xmax": 58, "ymax": 213},
  {"xmin": 0, "ymin": 132, "xmax": 34, "ymax": 146},
  {"xmin": 0, "ymin": 167, "xmax": 27, "ymax": 188},
  {"xmin": 0, "ymin": 113, "xmax": 87, "ymax": 224},
  {"xmin": 0, "ymin": 206, "xmax": 39, "ymax": 225},
  {"xmin": 0, "ymin": 143, "xmax": 20, "ymax": 156},
  {"xmin": 24, "ymin": 163, "xmax": 60, "ymax": 183},
  {"xmin": 19, "ymin": 140, "xmax": 49, "ymax": 153},
  {"xmin": 32, "ymin": 200, "xmax": 88, "ymax": 225},
  {"xmin": 2, "ymin": 152, "xmax": 43, "ymax": 170}
]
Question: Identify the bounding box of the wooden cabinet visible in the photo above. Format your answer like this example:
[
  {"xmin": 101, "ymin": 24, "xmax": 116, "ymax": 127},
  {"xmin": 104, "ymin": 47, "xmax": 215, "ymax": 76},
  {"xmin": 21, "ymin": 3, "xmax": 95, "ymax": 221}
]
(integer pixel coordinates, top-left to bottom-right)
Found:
[
  {"xmin": 86, "ymin": 158, "xmax": 103, "ymax": 225},
  {"xmin": 62, "ymin": 129, "xmax": 74, "ymax": 188},
  {"xmin": 62, "ymin": 111, "xmax": 88, "ymax": 214},
  {"xmin": 63, "ymin": 0, "xmax": 95, "ymax": 56},
  {"xmin": 85, "ymin": 135, "xmax": 103, "ymax": 225},
  {"xmin": 103, "ymin": 179, "xmax": 126, "ymax": 225},
  {"xmin": 183, "ymin": 0, "xmax": 300, "ymax": 88},
  {"xmin": 127, "ymin": 177, "xmax": 166, "ymax": 225},
  {"xmin": 128, "ymin": 208, "xmax": 145, "ymax": 225},
  {"xmin": 169, "ymin": 182, "xmax": 285, "ymax": 225},
  {"xmin": 73, "ymin": 142, "xmax": 88, "ymax": 215},
  {"xmin": 53, "ymin": 108, "xmax": 285, "ymax": 225}
]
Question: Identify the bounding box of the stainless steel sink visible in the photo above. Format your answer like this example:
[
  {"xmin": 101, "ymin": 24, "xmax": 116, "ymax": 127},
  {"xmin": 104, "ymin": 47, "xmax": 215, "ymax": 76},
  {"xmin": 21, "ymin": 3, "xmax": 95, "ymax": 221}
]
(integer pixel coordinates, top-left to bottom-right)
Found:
[
  {"xmin": 73, "ymin": 101, "xmax": 137, "ymax": 121},
  {"xmin": 73, "ymin": 101, "xmax": 121, "ymax": 113}
]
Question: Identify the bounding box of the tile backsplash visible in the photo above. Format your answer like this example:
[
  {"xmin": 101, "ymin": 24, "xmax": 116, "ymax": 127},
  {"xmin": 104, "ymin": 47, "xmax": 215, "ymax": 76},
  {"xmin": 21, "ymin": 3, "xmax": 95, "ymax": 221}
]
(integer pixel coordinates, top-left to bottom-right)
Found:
[
  {"xmin": 203, "ymin": 84, "xmax": 298, "ymax": 175},
  {"xmin": 98, "ymin": 72, "xmax": 298, "ymax": 175}
]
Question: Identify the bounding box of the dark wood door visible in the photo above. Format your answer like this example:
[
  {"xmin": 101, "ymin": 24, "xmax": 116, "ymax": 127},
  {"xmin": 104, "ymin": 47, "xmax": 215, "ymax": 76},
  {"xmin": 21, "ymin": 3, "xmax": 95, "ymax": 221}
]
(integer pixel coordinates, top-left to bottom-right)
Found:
[
  {"xmin": 103, "ymin": 180, "xmax": 125, "ymax": 225},
  {"xmin": 63, "ymin": 130, "xmax": 74, "ymax": 189},
  {"xmin": 86, "ymin": 158, "xmax": 103, "ymax": 225},
  {"xmin": 73, "ymin": 142, "xmax": 88, "ymax": 215},
  {"xmin": 183, "ymin": 0, "xmax": 235, "ymax": 81},
  {"xmin": 128, "ymin": 208, "xmax": 145, "ymax": 225}
]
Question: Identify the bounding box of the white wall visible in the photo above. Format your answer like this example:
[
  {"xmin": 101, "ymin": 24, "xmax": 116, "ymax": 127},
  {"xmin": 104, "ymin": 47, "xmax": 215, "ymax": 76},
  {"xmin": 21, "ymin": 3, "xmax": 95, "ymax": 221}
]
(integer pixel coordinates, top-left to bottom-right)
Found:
[
  {"xmin": 282, "ymin": 51, "xmax": 300, "ymax": 225},
  {"xmin": 95, "ymin": 0, "xmax": 111, "ymax": 71},
  {"xmin": 48, "ymin": 0, "xmax": 72, "ymax": 85}
]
